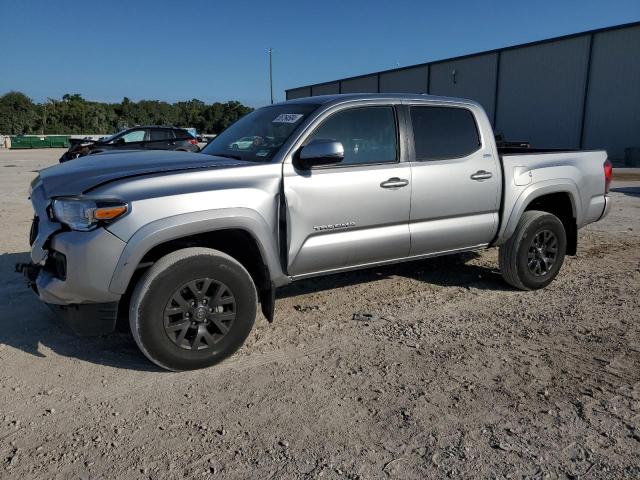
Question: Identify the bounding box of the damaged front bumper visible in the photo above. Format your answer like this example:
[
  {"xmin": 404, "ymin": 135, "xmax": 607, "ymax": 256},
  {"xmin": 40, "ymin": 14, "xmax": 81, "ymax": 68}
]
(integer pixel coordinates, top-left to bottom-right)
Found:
[
  {"xmin": 15, "ymin": 260, "xmax": 120, "ymax": 336},
  {"xmin": 18, "ymin": 182, "xmax": 125, "ymax": 335}
]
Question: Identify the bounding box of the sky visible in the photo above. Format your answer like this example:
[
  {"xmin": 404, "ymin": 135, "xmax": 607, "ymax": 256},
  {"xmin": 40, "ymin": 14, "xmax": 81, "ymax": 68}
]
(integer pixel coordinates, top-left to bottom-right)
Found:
[{"xmin": 1, "ymin": 0, "xmax": 639, "ymax": 107}]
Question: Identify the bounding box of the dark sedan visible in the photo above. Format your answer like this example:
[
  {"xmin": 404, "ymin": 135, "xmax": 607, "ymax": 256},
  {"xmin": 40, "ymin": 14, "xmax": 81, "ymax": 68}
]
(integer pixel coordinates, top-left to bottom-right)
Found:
[{"xmin": 59, "ymin": 126, "xmax": 200, "ymax": 162}]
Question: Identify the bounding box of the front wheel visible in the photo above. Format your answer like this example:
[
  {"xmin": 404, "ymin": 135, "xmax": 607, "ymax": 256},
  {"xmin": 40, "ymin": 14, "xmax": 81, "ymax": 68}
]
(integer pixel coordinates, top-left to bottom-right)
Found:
[
  {"xmin": 129, "ymin": 247, "xmax": 257, "ymax": 371},
  {"xmin": 499, "ymin": 210, "xmax": 567, "ymax": 290}
]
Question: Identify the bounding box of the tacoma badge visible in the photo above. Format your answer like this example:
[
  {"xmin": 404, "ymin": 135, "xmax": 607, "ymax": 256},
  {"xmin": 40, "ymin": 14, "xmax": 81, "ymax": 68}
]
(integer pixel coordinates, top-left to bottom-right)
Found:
[{"xmin": 313, "ymin": 221, "xmax": 356, "ymax": 231}]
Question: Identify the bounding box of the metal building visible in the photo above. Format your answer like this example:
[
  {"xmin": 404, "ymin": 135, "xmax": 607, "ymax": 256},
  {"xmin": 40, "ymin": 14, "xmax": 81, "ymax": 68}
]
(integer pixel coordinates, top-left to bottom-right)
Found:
[{"xmin": 285, "ymin": 21, "xmax": 640, "ymax": 166}]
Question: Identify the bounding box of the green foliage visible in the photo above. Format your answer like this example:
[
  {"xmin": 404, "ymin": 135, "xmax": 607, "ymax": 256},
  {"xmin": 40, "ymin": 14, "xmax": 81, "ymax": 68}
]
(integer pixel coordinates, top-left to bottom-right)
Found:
[
  {"xmin": 0, "ymin": 91, "xmax": 41, "ymax": 135},
  {"xmin": 0, "ymin": 91, "xmax": 253, "ymax": 135}
]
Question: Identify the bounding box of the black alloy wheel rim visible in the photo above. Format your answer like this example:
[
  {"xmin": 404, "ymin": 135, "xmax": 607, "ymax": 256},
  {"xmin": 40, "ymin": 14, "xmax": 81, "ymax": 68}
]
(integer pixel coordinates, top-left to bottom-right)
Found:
[
  {"xmin": 163, "ymin": 278, "xmax": 236, "ymax": 350},
  {"xmin": 527, "ymin": 229, "xmax": 558, "ymax": 277}
]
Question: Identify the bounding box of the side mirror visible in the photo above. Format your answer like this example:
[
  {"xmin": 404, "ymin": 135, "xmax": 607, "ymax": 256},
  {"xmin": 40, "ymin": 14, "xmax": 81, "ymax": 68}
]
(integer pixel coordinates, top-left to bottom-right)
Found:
[
  {"xmin": 114, "ymin": 137, "xmax": 126, "ymax": 145},
  {"xmin": 295, "ymin": 139, "xmax": 344, "ymax": 169}
]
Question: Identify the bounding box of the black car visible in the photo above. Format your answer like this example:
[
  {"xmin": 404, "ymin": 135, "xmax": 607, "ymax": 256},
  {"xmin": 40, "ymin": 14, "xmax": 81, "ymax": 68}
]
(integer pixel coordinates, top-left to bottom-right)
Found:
[{"xmin": 59, "ymin": 126, "xmax": 200, "ymax": 162}]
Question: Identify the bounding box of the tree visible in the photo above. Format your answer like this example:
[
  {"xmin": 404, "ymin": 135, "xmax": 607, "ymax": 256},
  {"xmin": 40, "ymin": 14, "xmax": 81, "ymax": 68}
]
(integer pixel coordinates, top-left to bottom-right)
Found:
[
  {"xmin": 0, "ymin": 92, "xmax": 39, "ymax": 134},
  {"xmin": 0, "ymin": 91, "xmax": 253, "ymax": 135}
]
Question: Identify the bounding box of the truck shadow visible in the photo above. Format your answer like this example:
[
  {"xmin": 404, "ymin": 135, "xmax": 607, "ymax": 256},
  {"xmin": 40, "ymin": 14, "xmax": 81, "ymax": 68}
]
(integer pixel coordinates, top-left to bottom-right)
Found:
[
  {"xmin": 277, "ymin": 251, "xmax": 508, "ymax": 299},
  {"xmin": 0, "ymin": 252, "xmax": 161, "ymax": 372},
  {"xmin": 0, "ymin": 250, "xmax": 505, "ymax": 370},
  {"xmin": 610, "ymin": 186, "xmax": 640, "ymax": 197}
]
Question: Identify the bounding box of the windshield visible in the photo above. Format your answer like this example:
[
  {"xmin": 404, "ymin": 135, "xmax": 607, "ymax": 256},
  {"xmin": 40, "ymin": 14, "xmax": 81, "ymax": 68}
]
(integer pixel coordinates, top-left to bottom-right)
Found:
[
  {"xmin": 202, "ymin": 104, "xmax": 320, "ymax": 162},
  {"xmin": 100, "ymin": 130, "xmax": 125, "ymax": 143}
]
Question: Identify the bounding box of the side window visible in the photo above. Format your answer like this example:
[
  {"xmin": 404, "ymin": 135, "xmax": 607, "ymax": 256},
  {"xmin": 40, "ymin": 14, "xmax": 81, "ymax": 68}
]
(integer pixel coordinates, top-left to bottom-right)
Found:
[
  {"xmin": 121, "ymin": 129, "xmax": 147, "ymax": 143},
  {"xmin": 307, "ymin": 106, "xmax": 397, "ymax": 166},
  {"xmin": 410, "ymin": 106, "xmax": 480, "ymax": 160},
  {"xmin": 149, "ymin": 129, "xmax": 172, "ymax": 141}
]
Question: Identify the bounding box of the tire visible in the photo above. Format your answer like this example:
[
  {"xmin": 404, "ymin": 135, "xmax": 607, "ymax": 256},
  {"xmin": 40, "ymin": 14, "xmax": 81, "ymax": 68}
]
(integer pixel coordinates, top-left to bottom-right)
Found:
[
  {"xmin": 129, "ymin": 247, "xmax": 257, "ymax": 371},
  {"xmin": 499, "ymin": 210, "xmax": 567, "ymax": 291}
]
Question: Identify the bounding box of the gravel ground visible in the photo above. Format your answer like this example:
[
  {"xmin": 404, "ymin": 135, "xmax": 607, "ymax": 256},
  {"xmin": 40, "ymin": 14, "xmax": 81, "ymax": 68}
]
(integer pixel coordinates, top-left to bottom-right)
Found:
[{"xmin": 0, "ymin": 149, "xmax": 639, "ymax": 479}]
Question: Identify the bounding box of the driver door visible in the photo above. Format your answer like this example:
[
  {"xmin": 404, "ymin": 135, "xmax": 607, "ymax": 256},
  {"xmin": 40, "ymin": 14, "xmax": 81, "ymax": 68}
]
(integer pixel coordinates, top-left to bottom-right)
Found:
[{"xmin": 283, "ymin": 105, "xmax": 411, "ymax": 276}]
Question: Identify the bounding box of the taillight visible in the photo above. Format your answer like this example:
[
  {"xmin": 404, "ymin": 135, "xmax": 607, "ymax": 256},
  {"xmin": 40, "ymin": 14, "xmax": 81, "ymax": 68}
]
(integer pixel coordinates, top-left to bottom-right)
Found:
[
  {"xmin": 604, "ymin": 159, "xmax": 613, "ymax": 194},
  {"xmin": 189, "ymin": 138, "xmax": 198, "ymax": 145}
]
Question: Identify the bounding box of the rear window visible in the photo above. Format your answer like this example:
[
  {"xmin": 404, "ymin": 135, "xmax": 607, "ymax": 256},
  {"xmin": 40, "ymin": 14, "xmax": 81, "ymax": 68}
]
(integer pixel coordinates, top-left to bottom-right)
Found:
[
  {"xmin": 410, "ymin": 106, "xmax": 480, "ymax": 160},
  {"xmin": 173, "ymin": 129, "xmax": 193, "ymax": 139}
]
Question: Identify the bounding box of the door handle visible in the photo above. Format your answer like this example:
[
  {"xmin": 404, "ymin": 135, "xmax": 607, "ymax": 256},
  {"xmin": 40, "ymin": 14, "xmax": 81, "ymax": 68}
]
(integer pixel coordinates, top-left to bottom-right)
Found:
[
  {"xmin": 380, "ymin": 177, "xmax": 409, "ymax": 189},
  {"xmin": 470, "ymin": 170, "xmax": 493, "ymax": 181}
]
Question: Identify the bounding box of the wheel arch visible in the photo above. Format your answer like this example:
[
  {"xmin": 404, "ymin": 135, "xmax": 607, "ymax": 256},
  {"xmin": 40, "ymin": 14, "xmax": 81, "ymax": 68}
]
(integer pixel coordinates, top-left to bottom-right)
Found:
[
  {"xmin": 108, "ymin": 209, "xmax": 287, "ymax": 320},
  {"xmin": 496, "ymin": 180, "xmax": 581, "ymax": 255}
]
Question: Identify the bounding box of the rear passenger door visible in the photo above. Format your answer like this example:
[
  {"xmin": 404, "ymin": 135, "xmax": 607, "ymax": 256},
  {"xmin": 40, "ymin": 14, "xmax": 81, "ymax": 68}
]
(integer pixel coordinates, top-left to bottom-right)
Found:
[
  {"xmin": 145, "ymin": 128, "xmax": 174, "ymax": 150},
  {"xmin": 406, "ymin": 103, "xmax": 501, "ymax": 256}
]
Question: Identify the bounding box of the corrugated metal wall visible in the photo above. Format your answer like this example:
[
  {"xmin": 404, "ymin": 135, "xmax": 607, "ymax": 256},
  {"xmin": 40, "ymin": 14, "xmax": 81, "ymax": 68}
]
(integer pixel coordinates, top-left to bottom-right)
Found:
[
  {"xmin": 341, "ymin": 74, "xmax": 378, "ymax": 93},
  {"xmin": 311, "ymin": 82, "xmax": 339, "ymax": 96},
  {"xmin": 379, "ymin": 66, "xmax": 428, "ymax": 93},
  {"xmin": 582, "ymin": 25, "xmax": 640, "ymax": 161},
  {"xmin": 430, "ymin": 53, "xmax": 498, "ymax": 124},
  {"xmin": 286, "ymin": 87, "xmax": 311, "ymax": 99},
  {"xmin": 285, "ymin": 22, "xmax": 640, "ymax": 164},
  {"xmin": 495, "ymin": 36, "xmax": 590, "ymax": 148}
]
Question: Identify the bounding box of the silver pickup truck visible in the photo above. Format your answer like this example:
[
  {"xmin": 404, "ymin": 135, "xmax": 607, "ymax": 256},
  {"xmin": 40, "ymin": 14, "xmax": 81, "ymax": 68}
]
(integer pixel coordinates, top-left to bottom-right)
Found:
[{"xmin": 18, "ymin": 94, "xmax": 613, "ymax": 371}]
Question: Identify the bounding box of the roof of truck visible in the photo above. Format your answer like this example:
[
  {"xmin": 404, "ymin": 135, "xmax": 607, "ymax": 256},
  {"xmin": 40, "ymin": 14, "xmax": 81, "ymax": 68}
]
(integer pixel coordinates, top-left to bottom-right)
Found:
[{"xmin": 278, "ymin": 93, "xmax": 481, "ymax": 107}]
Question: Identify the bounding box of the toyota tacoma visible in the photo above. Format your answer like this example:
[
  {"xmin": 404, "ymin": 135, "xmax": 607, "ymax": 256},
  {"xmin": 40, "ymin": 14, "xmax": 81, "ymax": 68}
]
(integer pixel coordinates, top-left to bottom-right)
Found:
[{"xmin": 17, "ymin": 94, "xmax": 613, "ymax": 371}]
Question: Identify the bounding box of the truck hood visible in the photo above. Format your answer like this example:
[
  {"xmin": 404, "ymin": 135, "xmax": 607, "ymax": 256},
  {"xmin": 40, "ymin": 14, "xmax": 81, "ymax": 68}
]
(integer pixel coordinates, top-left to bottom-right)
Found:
[{"xmin": 36, "ymin": 150, "xmax": 250, "ymax": 197}]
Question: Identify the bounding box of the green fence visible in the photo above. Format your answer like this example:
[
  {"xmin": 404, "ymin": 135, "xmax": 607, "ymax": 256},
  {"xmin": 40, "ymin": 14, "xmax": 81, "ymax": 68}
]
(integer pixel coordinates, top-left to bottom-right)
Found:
[{"xmin": 9, "ymin": 135, "xmax": 70, "ymax": 149}]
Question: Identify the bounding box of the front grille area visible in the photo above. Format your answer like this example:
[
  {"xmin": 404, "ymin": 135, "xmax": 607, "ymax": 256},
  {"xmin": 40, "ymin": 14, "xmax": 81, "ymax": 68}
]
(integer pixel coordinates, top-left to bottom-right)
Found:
[{"xmin": 29, "ymin": 216, "xmax": 39, "ymax": 246}]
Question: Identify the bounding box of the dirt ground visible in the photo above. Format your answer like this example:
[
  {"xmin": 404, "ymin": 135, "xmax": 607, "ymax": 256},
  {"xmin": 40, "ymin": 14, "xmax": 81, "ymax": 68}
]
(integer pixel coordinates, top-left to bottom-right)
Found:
[{"xmin": 0, "ymin": 149, "xmax": 638, "ymax": 479}]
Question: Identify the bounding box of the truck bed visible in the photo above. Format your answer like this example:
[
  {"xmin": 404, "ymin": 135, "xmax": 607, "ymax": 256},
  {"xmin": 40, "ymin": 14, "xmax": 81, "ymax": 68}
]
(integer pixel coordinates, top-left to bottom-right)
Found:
[{"xmin": 495, "ymin": 148, "xmax": 609, "ymax": 245}]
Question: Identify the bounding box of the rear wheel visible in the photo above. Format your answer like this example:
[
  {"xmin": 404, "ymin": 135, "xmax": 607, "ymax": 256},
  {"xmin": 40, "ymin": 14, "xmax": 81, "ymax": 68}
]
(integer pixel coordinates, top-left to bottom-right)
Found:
[
  {"xmin": 499, "ymin": 210, "xmax": 567, "ymax": 290},
  {"xmin": 129, "ymin": 247, "xmax": 257, "ymax": 371}
]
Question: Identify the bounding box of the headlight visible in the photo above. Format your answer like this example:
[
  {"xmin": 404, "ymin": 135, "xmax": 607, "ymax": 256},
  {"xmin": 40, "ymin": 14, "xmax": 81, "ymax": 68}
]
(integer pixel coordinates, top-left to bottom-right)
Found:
[{"xmin": 51, "ymin": 197, "xmax": 128, "ymax": 231}]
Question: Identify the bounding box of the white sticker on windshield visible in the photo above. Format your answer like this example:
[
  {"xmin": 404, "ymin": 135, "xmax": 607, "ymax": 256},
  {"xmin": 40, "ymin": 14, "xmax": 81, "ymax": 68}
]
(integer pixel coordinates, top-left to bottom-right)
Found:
[
  {"xmin": 256, "ymin": 150, "xmax": 269, "ymax": 157},
  {"xmin": 272, "ymin": 113, "xmax": 303, "ymax": 124}
]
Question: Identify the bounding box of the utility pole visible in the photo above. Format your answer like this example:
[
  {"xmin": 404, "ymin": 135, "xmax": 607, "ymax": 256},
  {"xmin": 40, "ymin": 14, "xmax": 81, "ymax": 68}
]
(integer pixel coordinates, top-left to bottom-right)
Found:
[{"xmin": 269, "ymin": 48, "xmax": 274, "ymax": 104}]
